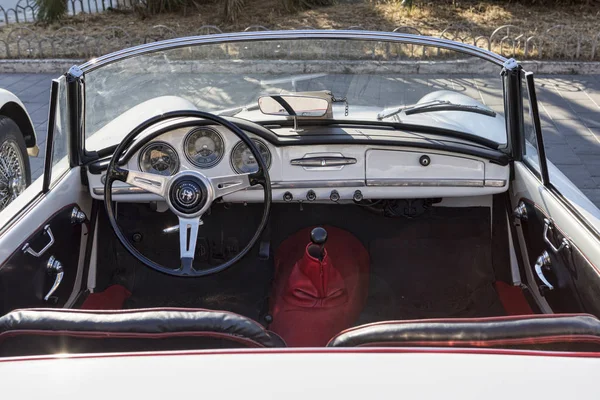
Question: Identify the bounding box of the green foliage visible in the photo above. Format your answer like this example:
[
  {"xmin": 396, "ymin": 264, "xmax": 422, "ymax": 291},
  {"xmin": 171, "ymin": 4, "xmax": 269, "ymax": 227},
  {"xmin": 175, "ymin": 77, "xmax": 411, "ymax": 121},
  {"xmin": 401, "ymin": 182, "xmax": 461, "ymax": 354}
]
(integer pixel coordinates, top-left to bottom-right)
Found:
[{"xmin": 35, "ymin": 0, "xmax": 67, "ymax": 23}]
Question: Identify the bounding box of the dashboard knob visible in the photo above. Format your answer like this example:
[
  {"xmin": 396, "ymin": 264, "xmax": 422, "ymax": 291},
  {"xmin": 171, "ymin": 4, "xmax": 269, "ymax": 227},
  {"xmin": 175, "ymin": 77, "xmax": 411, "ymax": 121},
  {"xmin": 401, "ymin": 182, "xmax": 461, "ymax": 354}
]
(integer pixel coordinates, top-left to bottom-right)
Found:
[
  {"xmin": 330, "ymin": 190, "xmax": 340, "ymax": 202},
  {"xmin": 283, "ymin": 192, "xmax": 293, "ymax": 202},
  {"xmin": 306, "ymin": 190, "xmax": 317, "ymax": 201},
  {"xmin": 353, "ymin": 190, "xmax": 363, "ymax": 203}
]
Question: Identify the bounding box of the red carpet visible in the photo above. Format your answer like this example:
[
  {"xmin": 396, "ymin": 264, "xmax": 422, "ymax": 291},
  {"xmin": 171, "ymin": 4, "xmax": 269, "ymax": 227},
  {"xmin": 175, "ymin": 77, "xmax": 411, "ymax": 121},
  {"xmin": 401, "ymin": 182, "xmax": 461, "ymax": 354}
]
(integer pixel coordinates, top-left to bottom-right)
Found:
[
  {"xmin": 81, "ymin": 284, "xmax": 132, "ymax": 310},
  {"xmin": 495, "ymin": 281, "xmax": 534, "ymax": 315},
  {"xmin": 269, "ymin": 226, "xmax": 370, "ymax": 347}
]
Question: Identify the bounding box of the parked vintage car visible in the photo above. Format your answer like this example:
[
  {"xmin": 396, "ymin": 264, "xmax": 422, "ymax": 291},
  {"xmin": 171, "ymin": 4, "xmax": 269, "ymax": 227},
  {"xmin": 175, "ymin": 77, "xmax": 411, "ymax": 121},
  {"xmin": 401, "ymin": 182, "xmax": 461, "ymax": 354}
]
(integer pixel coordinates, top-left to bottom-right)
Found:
[
  {"xmin": 1, "ymin": 31, "xmax": 600, "ymax": 396},
  {"xmin": 0, "ymin": 88, "xmax": 37, "ymax": 211}
]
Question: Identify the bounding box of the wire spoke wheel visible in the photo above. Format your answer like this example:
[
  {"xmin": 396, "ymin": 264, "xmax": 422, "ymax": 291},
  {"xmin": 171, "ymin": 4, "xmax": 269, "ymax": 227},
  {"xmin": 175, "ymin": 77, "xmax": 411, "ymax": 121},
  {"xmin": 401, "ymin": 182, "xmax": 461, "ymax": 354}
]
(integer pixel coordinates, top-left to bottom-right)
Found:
[{"xmin": 0, "ymin": 139, "xmax": 26, "ymax": 211}]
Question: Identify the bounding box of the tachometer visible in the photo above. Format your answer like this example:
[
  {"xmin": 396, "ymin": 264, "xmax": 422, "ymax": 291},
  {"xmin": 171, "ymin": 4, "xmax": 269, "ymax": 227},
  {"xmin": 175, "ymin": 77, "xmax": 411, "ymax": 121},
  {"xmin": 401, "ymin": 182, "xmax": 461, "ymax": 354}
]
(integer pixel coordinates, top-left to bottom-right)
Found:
[
  {"xmin": 230, "ymin": 139, "xmax": 272, "ymax": 174},
  {"xmin": 184, "ymin": 127, "xmax": 225, "ymax": 168},
  {"xmin": 138, "ymin": 142, "xmax": 179, "ymax": 176}
]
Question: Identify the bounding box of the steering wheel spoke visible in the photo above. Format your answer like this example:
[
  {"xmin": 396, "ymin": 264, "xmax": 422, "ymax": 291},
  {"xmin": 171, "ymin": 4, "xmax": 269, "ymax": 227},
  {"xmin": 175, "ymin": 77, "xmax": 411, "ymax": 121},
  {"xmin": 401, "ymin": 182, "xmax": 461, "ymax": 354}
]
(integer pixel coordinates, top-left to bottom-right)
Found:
[
  {"xmin": 179, "ymin": 216, "xmax": 202, "ymax": 275},
  {"xmin": 123, "ymin": 169, "xmax": 169, "ymax": 197},
  {"xmin": 211, "ymin": 173, "xmax": 252, "ymax": 198}
]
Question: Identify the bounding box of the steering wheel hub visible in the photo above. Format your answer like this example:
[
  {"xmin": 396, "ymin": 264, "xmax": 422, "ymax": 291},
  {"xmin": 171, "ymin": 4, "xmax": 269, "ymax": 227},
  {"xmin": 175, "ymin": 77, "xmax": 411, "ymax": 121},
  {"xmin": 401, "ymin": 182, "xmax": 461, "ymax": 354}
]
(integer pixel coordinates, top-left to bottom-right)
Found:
[{"xmin": 169, "ymin": 176, "xmax": 208, "ymax": 215}]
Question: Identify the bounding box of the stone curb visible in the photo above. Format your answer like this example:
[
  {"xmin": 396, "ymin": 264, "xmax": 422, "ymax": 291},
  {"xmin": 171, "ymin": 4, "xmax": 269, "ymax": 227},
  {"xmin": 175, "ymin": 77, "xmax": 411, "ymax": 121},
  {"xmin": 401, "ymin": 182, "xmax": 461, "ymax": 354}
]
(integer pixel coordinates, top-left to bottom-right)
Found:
[{"xmin": 1, "ymin": 58, "xmax": 600, "ymax": 75}]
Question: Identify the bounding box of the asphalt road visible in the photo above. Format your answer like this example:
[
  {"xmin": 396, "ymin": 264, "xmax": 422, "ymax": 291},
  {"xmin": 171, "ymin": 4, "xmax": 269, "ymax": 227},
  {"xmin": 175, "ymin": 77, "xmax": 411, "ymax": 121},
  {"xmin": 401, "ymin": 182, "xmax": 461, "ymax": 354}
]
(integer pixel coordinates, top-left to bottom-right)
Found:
[{"xmin": 1, "ymin": 72, "xmax": 599, "ymax": 207}]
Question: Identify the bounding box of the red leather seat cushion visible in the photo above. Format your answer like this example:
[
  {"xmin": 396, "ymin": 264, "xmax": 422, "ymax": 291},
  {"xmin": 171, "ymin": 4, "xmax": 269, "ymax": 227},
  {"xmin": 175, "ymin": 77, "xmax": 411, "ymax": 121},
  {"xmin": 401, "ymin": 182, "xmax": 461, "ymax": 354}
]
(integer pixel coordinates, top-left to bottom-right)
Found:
[{"xmin": 269, "ymin": 226, "xmax": 369, "ymax": 346}]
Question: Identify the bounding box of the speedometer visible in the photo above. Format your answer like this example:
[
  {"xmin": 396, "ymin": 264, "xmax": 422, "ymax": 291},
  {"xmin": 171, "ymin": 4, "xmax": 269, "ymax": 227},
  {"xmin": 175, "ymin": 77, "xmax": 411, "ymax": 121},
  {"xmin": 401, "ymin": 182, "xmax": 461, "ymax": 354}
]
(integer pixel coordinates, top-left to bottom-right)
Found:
[
  {"xmin": 230, "ymin": 139, "xmax": 272, "ymax": 174},
  {"xmin": 138, "ymin": 142, "xmax": 179, "ymax": 176},
  {"xmin": 184, "ymin": 127, "xmax": 225, "ymax": 168}
]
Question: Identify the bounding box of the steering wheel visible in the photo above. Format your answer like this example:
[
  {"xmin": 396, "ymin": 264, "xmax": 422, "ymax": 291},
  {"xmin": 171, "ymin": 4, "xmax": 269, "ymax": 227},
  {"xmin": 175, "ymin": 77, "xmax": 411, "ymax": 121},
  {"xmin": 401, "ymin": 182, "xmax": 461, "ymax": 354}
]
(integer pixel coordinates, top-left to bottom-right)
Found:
[{"xmin": 103, "ymin": 110, "xmax": 272, "ymax": 277}]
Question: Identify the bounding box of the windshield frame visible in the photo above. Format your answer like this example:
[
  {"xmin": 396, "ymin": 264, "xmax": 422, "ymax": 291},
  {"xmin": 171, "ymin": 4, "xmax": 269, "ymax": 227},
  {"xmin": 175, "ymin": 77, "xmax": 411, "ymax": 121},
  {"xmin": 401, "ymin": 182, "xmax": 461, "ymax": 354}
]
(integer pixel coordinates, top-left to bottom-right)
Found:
[{"xmin": 66, "ymin": 30, "xmax": 513, "ymax": 164}]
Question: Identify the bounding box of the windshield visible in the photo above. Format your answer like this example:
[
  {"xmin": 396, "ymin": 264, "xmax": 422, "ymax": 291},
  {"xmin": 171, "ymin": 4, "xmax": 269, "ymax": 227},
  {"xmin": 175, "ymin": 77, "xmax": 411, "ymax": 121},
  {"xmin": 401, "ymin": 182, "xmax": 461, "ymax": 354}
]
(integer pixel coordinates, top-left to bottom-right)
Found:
[{"xmin": 83, "ymin": 36, "xmax": 507, "ymax": 152}]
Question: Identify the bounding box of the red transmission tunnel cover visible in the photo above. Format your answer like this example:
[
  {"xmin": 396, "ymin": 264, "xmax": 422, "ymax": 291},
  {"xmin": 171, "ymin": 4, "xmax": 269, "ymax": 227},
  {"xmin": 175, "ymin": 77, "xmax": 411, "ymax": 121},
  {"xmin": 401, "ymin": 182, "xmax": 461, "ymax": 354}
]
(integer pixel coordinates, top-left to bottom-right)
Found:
[{"xmin": 269, "ymin": 225, "xmax": 369, "ymax": 346}]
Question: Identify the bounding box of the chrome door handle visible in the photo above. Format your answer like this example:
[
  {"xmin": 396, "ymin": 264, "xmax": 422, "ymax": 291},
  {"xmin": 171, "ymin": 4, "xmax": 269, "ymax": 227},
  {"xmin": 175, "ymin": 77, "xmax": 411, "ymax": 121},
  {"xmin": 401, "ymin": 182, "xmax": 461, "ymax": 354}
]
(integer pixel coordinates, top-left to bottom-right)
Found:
[
  {"xmin": 543, "ymin": 218, "xmax": 570, "ymax": 254},
  {"xmin": 534, "ymin": 250, "xmax": 554, "ymax": 291},
  {"xmin": 44, "ymin": 256, "xmax": 64, "ymax": 301},
  {"xmin": 22, "ymin": 225, "xmax": 55, "ymax": 257}
]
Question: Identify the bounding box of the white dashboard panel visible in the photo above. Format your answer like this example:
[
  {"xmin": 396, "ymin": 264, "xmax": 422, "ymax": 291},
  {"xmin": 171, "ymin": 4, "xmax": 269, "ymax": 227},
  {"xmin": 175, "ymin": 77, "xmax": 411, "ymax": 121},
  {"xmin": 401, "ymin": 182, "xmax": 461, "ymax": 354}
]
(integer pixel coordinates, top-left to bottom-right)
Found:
[{"xmin": 89, "ymin": 124, "xmax": 510, "ymax": 203}]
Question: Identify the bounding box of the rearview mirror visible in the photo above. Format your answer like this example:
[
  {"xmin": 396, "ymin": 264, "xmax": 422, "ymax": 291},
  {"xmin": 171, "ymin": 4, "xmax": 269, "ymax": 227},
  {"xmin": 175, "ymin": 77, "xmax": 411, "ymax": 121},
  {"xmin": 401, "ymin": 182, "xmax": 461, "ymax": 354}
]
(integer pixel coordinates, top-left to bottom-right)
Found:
[{"xmin": 258, "ymin": 95, "xmax": 329, "ymax": 117}]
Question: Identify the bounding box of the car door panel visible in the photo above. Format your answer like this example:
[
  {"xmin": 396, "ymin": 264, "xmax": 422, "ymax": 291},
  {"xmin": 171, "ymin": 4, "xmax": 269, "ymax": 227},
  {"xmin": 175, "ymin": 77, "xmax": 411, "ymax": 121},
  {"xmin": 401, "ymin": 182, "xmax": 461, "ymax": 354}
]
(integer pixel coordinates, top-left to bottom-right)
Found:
[
  {"xmin": 0, "ymin": 168, "xmax": 90, "ymax": 315},
  {"xmin": 512, "ymin": 162, "xmax": 600, "ymax": 317}
]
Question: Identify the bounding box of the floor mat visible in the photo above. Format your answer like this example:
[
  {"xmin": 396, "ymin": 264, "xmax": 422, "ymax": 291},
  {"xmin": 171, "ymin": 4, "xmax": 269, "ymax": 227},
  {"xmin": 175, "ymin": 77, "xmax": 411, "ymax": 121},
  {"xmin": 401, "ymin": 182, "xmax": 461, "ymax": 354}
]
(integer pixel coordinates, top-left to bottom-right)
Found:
[
  {"xmin": 359, "ymin": 234, "xmax": 506, "ymax": 323},
  {"xmin": 495, "ymin": 281, "xmax": 534, "ymax": 315},
  {"xmin": 81, "ymin": 284, "xmax": 132, "ymax": 310}
]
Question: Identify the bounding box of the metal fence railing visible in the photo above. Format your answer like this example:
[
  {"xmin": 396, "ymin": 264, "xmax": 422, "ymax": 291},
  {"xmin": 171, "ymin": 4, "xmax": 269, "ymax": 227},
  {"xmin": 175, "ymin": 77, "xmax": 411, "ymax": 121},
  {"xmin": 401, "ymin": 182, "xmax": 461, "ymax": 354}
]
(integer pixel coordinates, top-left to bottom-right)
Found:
[{"xmin": 0, "ymin": 13, "xmax": 599, "ymax": 61}]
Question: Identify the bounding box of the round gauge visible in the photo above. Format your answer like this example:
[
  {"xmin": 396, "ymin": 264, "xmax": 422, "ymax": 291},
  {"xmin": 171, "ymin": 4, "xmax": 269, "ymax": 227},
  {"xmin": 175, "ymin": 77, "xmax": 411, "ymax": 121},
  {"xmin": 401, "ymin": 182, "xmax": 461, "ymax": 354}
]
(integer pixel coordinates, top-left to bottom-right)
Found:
[
  {"xmin": 184, "ymin": 127, "xmax": 225, "ymax": 168},
  {"xmin": 138, "ymin": 142, "xmax": 179, "ymax": 176},
  {"xmin": 230, "ymin": 139, "xmax": 272, "ymax": 174}
]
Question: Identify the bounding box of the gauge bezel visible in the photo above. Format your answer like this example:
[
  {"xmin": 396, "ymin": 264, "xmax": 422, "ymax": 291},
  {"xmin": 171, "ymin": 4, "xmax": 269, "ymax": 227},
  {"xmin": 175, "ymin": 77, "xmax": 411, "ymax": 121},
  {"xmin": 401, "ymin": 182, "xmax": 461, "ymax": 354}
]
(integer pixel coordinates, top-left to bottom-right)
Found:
[
  {"xmin": 183, "ymin": 127, "xmax": 225, "ymax": 169},
  {"xmin": 230, "ymin": 139, "xmax": 272, "ymax": 174},
  {"xmin": 138, "ymin": 141, "xmax": 180, "ymax": 176}
]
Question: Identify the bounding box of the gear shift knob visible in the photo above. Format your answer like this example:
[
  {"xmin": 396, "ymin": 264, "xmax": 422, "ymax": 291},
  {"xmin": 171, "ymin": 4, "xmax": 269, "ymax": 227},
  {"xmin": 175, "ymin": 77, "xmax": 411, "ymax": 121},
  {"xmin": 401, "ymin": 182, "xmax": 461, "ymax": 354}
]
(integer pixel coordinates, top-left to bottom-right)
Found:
[
  {"xmin": 311, "ymin": 227, "xmax": 328, "ymax": 245},
  {"xmin": 309, "ymin": 227, "xmax": 327, "ymax": 260}
]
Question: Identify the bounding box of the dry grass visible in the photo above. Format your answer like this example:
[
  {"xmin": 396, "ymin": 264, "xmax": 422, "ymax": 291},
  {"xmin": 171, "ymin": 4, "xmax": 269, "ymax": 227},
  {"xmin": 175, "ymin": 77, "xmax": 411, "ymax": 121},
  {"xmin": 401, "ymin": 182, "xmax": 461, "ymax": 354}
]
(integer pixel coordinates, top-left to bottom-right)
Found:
[{"xmin": 1, "ymin": 0, "xmax": 599, "ymax": 58}]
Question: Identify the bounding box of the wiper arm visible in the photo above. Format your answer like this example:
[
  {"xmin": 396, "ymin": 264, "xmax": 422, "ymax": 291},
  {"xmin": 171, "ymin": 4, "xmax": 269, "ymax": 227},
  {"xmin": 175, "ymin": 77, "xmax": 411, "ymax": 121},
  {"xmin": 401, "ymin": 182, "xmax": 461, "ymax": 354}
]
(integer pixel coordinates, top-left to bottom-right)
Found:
[
  {"xmin": 377, "ymin": 100, "xmax": 496, "ymax": 120},
  {"xmin": 216, "ymin": 103, "xmax": 260, "ymax": 117}
]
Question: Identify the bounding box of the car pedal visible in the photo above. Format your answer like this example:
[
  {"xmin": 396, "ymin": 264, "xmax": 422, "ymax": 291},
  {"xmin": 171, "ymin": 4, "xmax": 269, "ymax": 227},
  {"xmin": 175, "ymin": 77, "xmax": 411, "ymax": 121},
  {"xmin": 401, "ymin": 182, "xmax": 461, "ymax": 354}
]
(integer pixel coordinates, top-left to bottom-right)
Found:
[
  {"xmin": 196, "ymin": 237, "xmax": 209, "ymax": 262},
  {"xmin": 225, "ymin": 237, "xmax": 239, "ymax": 259},
  {"xmin": 258, "ymin": 241, "xmax": 270, "ymax": 260}
]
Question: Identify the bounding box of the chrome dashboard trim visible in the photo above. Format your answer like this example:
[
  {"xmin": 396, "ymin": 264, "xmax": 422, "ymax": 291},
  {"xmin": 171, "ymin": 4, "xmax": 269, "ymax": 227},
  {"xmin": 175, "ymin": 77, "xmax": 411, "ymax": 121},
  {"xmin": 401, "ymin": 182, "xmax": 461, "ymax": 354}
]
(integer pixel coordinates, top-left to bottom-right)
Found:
[
  {"xmin": 93, "ymin": 186, "xmax": 150, "ymax": 195},
  {"xmin": 93, "ymin": 179, "xmax": 366, "ymax": 195},
  {"xmin": 94, "ymin": 178, "xmax": 505, "ymax": 195},
  {"xmin": 270, "ymin": 180, "xmax": 365, "ymax": 189},
  {"xmin": 367, "ymin": 179, "xmax": 485, "ymax": 187},
  {"xmin": 484, "ymin": 179, "xmax": 507, "ymax": 187},
  {"xmin": 290, "ymin": 156, "xmax": 358, "ymax": 167}
]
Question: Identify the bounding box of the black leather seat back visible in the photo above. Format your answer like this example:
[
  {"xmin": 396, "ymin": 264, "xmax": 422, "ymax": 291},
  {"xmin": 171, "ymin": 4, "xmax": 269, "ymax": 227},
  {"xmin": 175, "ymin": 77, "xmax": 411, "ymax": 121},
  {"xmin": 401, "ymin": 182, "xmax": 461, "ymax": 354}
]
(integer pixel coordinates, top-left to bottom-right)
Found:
[
  {"xmin": 0, "ymin": 308, "xmax": 285, "ymax": 357},
  {"xmin": 327, "ymin": 314, "xmax": 600, "ymax": 351}
]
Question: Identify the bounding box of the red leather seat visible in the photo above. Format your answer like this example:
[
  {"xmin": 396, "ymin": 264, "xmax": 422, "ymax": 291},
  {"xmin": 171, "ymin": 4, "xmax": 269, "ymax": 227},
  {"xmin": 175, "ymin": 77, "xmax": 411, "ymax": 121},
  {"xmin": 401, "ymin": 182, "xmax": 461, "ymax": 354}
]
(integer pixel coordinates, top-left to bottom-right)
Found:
[{"xmin": 269, "ymin": 225, "xmax": 369, "ymax": 347}]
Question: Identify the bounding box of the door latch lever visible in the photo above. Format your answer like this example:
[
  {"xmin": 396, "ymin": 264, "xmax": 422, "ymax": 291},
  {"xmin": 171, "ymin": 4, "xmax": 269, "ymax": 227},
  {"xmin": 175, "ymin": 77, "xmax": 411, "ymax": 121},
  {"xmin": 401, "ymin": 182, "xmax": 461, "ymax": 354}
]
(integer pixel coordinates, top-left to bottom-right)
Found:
[{"xmin": 534, "ymin": 250, "xmax": 554, "ymax": 292}]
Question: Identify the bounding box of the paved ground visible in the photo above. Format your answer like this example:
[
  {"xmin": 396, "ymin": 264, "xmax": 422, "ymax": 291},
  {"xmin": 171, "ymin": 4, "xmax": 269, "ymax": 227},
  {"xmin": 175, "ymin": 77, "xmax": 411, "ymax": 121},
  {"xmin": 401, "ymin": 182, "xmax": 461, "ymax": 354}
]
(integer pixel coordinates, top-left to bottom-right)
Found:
[{"xmin": 1, "ymin": 72, "xmax": 599, "ymax": 207}]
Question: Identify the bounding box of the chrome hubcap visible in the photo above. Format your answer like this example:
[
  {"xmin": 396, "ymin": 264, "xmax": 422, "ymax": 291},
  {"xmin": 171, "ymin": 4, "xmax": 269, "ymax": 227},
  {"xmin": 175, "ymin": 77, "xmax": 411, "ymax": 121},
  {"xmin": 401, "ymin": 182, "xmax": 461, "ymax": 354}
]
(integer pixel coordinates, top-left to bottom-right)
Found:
[{"xmin": 0, "ymin": 140, "xmax": 26, "ymax": 211}]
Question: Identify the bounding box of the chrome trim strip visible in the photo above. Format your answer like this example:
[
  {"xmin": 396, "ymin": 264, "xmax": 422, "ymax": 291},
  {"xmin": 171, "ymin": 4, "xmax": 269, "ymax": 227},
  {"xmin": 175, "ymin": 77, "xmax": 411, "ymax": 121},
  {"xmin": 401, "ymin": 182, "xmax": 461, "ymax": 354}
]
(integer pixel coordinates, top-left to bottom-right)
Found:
[
  {"xmin": 366, "ymin": 179, "xmax": 485, "ymax": 187},
  {"xmin": 93, "ymin": 187, "xmax": 150, "ymax": 195},
  {"xmin": 94, "ymin": 179, "xmax": 366, "ymax": 195},
  {"xmin": 290, "ymin": 156, "xmax": 357, "ymax": 167},
  {"xmin": 271, "ymin": 180, "xmax": 365, "ymax": 189},
  {"xmin": 95, "ymin": 178, "xmax": 503, "ymax": 194},
  {"xmin": 484, "ymin": 179, "xmax": 507, "ymax": 187},
  {"xmin": 79, "ymin": 31, "xmax": 507, "ymax": 73}
]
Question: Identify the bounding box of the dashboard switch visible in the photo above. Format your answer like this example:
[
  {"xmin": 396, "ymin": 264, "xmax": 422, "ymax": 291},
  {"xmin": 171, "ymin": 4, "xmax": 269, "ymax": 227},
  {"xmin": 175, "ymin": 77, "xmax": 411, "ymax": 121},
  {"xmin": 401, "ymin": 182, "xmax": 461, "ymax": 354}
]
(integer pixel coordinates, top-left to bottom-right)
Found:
[
  {"xmin": 353, "ymin": 190, "xmax": 363, "ymax": 202},
  {"xmin": 306, "ymin": 190, "xmax": 317, "ymax": 201},
  {"xmin": 283, "ymin": 192, "xmax": 294, "ymax": 202},
  {"xmin": 330, "ymin": 190, "xmax": 340, "ymax": 202}
]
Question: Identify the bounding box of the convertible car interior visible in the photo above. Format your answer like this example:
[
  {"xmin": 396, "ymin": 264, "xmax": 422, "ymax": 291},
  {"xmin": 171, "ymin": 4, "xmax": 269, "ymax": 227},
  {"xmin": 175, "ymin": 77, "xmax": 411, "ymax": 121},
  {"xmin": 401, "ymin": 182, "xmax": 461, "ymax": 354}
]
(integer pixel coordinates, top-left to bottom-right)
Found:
[{"xmin": 1, "ymin": 31, "xmax": 600, "ymax": 358}]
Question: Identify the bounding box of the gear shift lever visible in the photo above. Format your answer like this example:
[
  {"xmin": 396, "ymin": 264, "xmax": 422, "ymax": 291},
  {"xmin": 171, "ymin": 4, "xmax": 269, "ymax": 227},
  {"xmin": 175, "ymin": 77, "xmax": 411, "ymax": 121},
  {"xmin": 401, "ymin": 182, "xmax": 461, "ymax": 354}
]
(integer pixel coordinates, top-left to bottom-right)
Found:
[{"xmin": 309, "ymin": 227, "xmax": 328, "ymax": 260}]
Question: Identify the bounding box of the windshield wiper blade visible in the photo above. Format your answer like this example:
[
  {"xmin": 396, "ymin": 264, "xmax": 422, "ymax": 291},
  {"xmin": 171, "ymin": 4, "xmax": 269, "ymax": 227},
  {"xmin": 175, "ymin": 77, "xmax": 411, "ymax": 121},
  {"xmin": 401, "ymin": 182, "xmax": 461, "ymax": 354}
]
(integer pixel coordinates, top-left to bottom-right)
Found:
[
  {"xmin": 377, "ymin": 100, "xmax": 496, "ymax": 120},
  {"xmin": 216, "ymin": 103, "xmax": 260, "ymax": 117}
]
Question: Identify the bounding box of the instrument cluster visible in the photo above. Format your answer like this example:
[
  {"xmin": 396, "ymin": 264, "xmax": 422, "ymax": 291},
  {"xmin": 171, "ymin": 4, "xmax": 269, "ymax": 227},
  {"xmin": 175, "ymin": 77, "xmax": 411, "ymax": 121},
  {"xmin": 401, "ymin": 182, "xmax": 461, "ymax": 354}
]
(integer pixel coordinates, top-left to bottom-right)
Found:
[{"xmin": 137, "ymin": 126, "xmax": 272, "ymax": 176}]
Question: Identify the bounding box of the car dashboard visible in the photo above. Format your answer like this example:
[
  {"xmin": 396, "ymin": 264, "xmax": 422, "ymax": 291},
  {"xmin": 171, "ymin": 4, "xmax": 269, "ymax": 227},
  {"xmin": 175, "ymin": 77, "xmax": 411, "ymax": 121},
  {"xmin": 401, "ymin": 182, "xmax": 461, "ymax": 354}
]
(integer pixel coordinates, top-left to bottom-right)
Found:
[{"xmin": 88, "ymin": 123, "xmax": 510, "ymax": 203}]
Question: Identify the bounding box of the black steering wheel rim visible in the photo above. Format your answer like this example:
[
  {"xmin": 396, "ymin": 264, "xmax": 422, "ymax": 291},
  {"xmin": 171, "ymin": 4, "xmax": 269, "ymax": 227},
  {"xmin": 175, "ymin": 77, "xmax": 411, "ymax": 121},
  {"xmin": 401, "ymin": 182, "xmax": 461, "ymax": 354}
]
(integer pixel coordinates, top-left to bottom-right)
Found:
[{"xmin": 104, "ymin": 110, "xmax": 272, "ymax": 277}]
